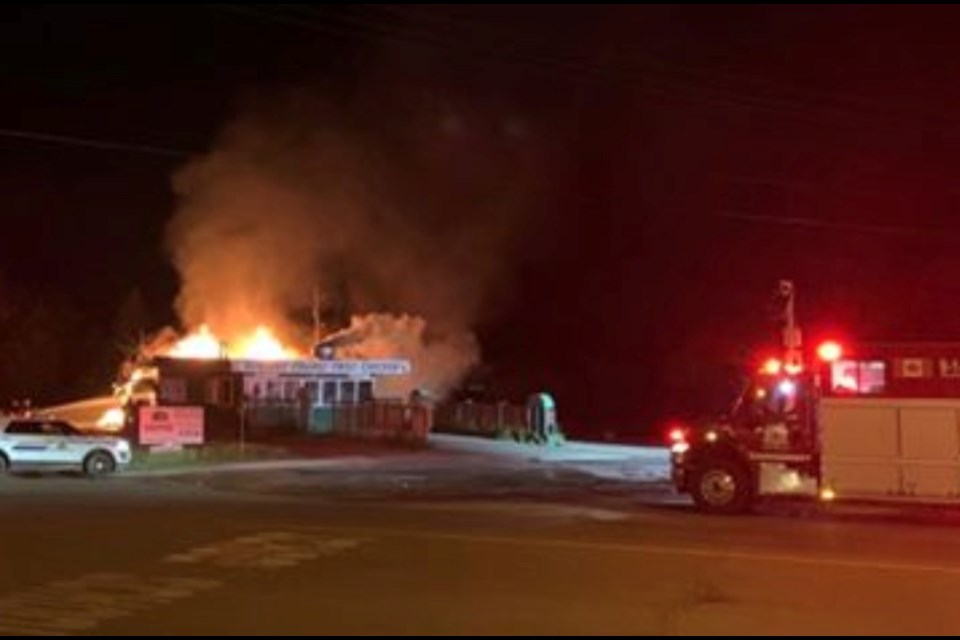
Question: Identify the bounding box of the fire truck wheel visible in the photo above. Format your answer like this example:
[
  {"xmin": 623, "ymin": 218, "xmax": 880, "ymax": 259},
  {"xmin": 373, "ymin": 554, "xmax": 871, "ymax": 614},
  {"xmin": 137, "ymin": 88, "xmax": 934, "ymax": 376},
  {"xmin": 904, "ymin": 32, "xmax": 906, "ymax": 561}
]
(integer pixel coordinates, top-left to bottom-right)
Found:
[
  {"xmin": 690, "ymin": 458, "xmax": 753, "ymax": 515},
  {"xmin": 83, "ymin": 451, "xmax": 116, "ymax": 477}
]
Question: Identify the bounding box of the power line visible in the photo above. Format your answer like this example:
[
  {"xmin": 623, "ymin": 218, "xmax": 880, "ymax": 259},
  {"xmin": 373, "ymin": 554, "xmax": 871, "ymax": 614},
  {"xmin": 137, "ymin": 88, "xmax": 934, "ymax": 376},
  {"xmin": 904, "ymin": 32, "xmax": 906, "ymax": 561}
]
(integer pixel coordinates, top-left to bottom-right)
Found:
[
  {"xmin": 0, "ymin": 128, "xmax": 190, "ymax": 158},
  {"xmin": 342, "ymin": 4, "xmax": 960, "ymax": 127},
  {"xmin": 217, "ymin": 5, "xmax": 960, "ymax": 216},
  {"xmin": 220, "ymin": 4, "xmax": 960, "ymax": 142},
  {"xmin": 714, "ymin": 210, "xmax": 948, "ymax": 239}
]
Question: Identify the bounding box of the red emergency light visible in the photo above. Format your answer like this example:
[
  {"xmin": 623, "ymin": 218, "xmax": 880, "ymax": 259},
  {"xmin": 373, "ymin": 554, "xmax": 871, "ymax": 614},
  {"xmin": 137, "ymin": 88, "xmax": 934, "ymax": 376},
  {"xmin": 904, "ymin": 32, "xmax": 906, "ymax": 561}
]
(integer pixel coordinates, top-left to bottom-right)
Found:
[
  {"xmin": 761, "ymin": 358, "xmax": 783, "ymax": 375},
  {"xmin": 668, "ymin": 426, "xmax": 686, "ymax": 444},
  {"xmin": 784, "ymin": 362, "xmax": 804, "ymax": 375},
  {"xmin": 817, "ymin": 341, "xmax": 843, "ymax": 363},
  {"xmin": 667, "ymin": 425, "xmax": 690, "ymax": 454}
]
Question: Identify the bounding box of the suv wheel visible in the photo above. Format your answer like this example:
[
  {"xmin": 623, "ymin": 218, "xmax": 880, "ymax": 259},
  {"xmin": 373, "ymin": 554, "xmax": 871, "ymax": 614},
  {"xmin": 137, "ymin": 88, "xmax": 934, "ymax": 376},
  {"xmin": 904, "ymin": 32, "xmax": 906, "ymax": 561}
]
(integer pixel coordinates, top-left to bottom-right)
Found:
[{"xmin": 84, "ymin": 451, "xmax": 116, "ymax": 477}]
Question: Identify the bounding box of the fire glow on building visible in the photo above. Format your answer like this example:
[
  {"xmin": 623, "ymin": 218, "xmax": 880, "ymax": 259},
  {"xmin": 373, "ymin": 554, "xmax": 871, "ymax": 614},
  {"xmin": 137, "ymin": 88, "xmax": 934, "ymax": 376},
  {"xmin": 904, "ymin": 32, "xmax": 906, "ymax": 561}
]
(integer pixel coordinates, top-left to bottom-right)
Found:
[{"xmin": 98, "ymin": 324, "xmax": 412, "ymax": 442}]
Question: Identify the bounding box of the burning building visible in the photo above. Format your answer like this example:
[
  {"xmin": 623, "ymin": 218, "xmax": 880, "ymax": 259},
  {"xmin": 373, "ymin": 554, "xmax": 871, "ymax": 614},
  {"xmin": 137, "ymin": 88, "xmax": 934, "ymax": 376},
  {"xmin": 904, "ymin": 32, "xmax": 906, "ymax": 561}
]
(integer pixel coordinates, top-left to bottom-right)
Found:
[{"xmin": 113, "ymin": 325, "xmax": 417, "ymax": 446}]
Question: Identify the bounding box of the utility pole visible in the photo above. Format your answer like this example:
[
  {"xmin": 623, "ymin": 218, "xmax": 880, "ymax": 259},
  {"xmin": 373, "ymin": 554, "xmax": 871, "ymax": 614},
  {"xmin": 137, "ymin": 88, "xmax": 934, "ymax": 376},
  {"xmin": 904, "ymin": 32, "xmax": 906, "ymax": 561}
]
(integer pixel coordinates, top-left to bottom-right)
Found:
[
  {"xmin": 779, "ymin": 280, "xmax": 802, "ymax": 370},
  {"xmin": 312, "ymin": 285, "xmax": 322, "ymax": 347}
]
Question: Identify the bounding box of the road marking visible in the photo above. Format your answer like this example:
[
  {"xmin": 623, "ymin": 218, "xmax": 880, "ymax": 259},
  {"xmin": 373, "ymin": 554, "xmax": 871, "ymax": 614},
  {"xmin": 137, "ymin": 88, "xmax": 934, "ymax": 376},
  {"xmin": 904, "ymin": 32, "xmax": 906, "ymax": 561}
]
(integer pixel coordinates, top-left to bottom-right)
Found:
[
  {"xmin": 385, "ymin": 500, "xmax": 635, "ymax": 521},
  {"xmin": 165, "ymin": 531, "xmax": 363, "ymax": 569},
  {"xmin": 0, "ymin": 573, "xmax": 219, "ymax": 636},
  {"xmin": 0, "ymin": 531, "xmax": 358, "ymax": 636},
  {"xmin": 289, "ymin": 524, "xmax": 960, "ymax": 578}
]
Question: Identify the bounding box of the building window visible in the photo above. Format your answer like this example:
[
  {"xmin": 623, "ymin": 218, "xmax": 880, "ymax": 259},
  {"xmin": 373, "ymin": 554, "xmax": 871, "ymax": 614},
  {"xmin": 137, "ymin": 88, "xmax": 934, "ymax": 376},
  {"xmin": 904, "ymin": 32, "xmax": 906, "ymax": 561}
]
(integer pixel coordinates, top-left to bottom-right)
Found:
[
  {"xmin": 831, "ymin": 360, "xmax": 886, "ymax": 395},
  {"xmin": 340, "ymin": 381, "xmax": 356, "ymax": 404},
  {"xmin": 358, "ymin": 380, "xmax": 373, "ymax": 402},
  {"xmin": 206, "ymin": 376, "xmax": 234, "ymax": 407},
  {"xmin": 159, "ymin": 378, "xmax": 186, "ymax": 404},
  {"xmin": 322, "ymin": 381, "xmax": 337, "ymax": 406}
]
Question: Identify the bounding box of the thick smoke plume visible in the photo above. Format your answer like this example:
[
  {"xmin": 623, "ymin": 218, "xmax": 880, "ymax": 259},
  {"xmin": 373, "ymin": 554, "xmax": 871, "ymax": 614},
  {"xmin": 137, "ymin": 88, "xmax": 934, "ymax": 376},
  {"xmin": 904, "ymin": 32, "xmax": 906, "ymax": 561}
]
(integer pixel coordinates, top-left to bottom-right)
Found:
[
  {"xmin": 165, "ymin": 93, "xmax": 542, "ymax": 397},
  {"xmin": 321, "ymin": 314, "xmax": 479, "ymax": 399}
]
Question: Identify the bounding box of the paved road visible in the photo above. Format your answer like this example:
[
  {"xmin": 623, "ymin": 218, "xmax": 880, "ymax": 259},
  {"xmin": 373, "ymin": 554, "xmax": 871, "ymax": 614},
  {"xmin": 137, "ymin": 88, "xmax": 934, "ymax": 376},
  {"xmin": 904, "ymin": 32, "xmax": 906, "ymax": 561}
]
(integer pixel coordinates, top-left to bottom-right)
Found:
[{"xmin": 4, "ymin": 463, "xmax": 960, "ymax": 635}]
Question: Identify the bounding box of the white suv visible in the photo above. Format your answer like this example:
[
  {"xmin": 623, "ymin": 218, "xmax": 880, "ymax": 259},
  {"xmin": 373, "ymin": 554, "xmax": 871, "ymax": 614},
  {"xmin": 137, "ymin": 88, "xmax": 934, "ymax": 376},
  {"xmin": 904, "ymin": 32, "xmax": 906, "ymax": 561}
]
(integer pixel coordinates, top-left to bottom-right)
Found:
[{"xmin": 0, "ymin": 419, "xmax": 131, "ymax": 476}]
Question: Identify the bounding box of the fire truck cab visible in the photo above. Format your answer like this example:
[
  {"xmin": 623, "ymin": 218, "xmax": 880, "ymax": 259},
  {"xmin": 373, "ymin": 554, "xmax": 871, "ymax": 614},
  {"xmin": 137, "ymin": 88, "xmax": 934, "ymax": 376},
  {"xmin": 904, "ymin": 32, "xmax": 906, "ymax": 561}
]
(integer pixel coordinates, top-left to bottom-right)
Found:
[
  {"xmin": 670, "ymin": 363, "xmax": 820, "ymax": 514},
  {"xmin": 672, "ymin": 285, "xmax": 960, "ymax": 514}
]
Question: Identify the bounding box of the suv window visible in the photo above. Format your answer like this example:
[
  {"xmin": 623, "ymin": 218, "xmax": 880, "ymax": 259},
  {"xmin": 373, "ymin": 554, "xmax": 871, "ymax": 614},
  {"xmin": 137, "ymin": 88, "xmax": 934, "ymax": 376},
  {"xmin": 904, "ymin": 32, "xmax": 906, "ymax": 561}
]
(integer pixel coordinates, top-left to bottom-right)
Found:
[
  {"xmin": 4, "ymin": 420, "xmax": 79, "ymax": 436},
  {"xmin": 5, "ymin": 421, "xmax": 43, "ymax": 435},
  {"xmin": 39, "ymin": 422, "xmax": 76, "ymax": 436},
  {"xmin": 51, "ymin": 421, "xmax": 80, "ymax": 436}
]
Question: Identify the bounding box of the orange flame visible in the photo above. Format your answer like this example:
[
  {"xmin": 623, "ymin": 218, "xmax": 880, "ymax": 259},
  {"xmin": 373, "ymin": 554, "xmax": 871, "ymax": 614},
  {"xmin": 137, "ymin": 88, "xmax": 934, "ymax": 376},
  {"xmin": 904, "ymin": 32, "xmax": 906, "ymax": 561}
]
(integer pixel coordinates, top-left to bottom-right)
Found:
[
  {"xmin": 231, "ymin": 326, "xmax": 300, "ymax": 360},
  {"xmin": 166, "ymin": 325, "xmax": 300, "ymax": 361},
  {"xmin": 167, "ymin": 325, "xmax": 222, "ymax": 359},
  {"xmin": 97, "ymin": 407, "xmax": 126, "ymax": 431}
]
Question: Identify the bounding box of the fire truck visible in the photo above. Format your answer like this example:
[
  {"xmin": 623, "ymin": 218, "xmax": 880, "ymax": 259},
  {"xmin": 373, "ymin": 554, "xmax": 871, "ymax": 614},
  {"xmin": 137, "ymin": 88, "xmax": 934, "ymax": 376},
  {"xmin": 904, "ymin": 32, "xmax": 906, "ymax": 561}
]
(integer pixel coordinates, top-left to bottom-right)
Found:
[{"xmin": 671, "ymin": 281, "xmax": 960, "ymax": 513}]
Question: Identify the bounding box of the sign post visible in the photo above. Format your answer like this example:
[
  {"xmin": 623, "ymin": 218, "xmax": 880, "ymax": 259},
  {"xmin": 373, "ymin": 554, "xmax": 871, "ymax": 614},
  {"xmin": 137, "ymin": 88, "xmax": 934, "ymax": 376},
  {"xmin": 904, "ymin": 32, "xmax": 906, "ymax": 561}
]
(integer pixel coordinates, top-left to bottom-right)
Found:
[{"xmin": 239, "ymin": 395, "xmax": 246, "ymax": 457}]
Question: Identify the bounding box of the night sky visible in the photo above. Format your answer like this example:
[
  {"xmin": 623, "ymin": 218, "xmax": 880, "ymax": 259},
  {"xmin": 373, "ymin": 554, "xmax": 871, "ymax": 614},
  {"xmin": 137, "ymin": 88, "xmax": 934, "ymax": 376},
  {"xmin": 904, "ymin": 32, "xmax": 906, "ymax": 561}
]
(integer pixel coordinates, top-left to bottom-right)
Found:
[{"xmin": 6, "ymin": 5, "xmax": 960, "ymax": 437}]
